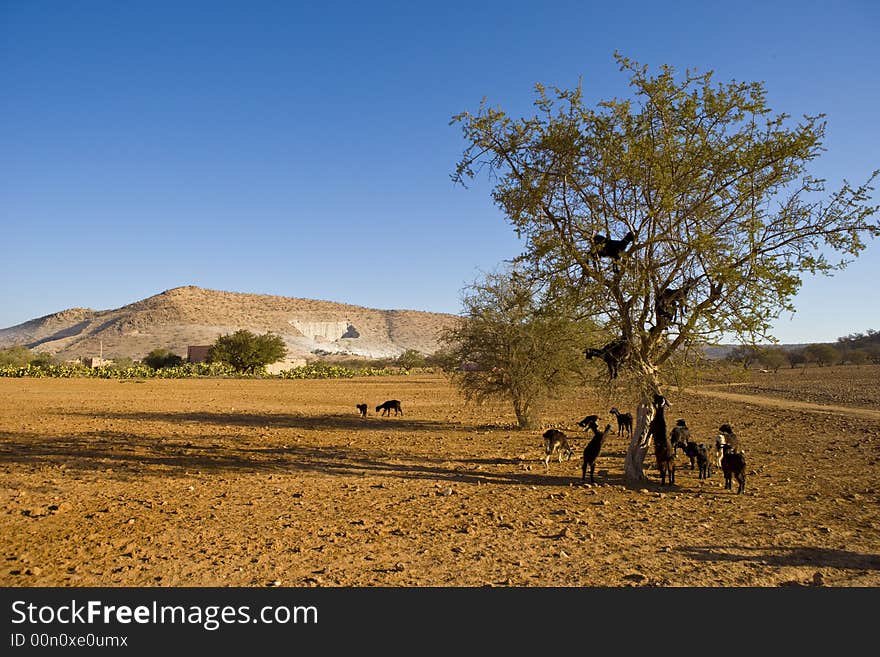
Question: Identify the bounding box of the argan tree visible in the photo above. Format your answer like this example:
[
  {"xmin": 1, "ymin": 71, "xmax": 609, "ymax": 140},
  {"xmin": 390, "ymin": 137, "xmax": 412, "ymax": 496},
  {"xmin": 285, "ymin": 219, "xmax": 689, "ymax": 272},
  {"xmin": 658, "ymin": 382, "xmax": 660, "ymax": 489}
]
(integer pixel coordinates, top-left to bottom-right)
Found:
[
  {"xmin": 440, "ymin": 268, "xmax": 591, "ymax": 429},
  {"xmin": 452, "ymin": 54, "xmax": 878, "ymax": 483},
  {"xmin": 208, "ymin": 329, "xmax": 286, "ymax": 374}
]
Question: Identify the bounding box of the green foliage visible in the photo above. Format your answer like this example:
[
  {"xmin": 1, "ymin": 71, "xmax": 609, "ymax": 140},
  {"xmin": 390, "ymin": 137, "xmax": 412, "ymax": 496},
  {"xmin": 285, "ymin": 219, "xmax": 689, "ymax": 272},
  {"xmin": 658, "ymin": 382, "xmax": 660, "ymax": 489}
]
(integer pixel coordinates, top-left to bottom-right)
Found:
[
  {"xmin": 758, "ymin": 348, "xmax": 790, "ymax": 372},
  {"xmin": 845, "ymin": 349, "xmax": 869, "ymax": 366},
  {"xmin": 28, "ymin": 351, "xmax": 58, "ymax": 367},
  {"xmin": 440, "ymin": 267, "xmax": 593, "ymax": 429},
  {"xmin": 396, "ymin": 349, "xmax": 426, "ymax": 371},
  {"xmin": 143, "ymin": 348, "xmax": 183, "ymax": 369},
  {"xmin": 207, "ymin": 330, "xmax": 286, "ymax": 374},
  {"xmin": 0, "ymin": 346, "xmax": 34, "ymax": 367},
  {"xmin": 803, "ymin": 343, "xmax": 840, "ymax": 367},
  {"xmin": 725, "ymin": 345, "xmax": 761, "ymax": 369},
  {"xmin": 0, "ymin": 361, "xmax": 247, "ymax": 379},
  {"xmin": 452, "ymin": 53, "xmax": 879, "ymax": 396}
]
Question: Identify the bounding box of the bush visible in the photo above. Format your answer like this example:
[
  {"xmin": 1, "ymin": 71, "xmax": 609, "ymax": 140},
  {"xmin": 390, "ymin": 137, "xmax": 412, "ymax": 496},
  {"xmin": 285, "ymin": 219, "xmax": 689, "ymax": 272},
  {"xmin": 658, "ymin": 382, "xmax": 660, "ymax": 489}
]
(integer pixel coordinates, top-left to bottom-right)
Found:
[
  {"xmin": 143, "ymin": 349, "xmax": 183, "ymax": 369},
  {"xmin": 0, "ymin": 346, "xmax": 34, "ymax": 367}
]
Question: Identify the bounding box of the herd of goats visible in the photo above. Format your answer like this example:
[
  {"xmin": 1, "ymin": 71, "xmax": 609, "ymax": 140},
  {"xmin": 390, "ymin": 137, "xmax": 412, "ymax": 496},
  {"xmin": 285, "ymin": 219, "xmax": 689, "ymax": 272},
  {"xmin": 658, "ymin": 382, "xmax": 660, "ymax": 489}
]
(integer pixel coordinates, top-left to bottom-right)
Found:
[
  {"xmin": 541, "ymin": 231, "xmax": 746, "ymax": 491},
  {"xmin": 358, "ymin": 395, "xmax": 747, "ymax": 495},
  {"xmin": 541, "ymin": 393, "xmax": 747, "ymax": 494}
]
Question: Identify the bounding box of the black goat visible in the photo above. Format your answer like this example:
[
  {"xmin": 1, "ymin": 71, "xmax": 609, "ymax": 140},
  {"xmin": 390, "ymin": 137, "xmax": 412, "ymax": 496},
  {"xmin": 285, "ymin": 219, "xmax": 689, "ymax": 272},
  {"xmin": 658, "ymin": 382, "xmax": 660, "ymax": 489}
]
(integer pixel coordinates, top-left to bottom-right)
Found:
[
  {"xmin": 582, "ymin": 421, "xmax": 612, "ymax": 484},
  {"xmin": 696, "ymin": 443, "xmax": 711, "ymax": 479},
  {"xmin": 609, "ymin": 407, "xmax": 633, "ymax": 438},
  {"xmin": 649, "ymin": 393, "xmax": 675, "ymax": 485},
  {"xmin": 542, "ymin": 429, "xmax": 574, "ymax": 470},
  {"xmin": 584, "ymin": 339, "xmax": 629, "ymax": 380},
  {"xmin": 655, "ymin": 279, "xmax": 697, "ymax": 325},
  {"xmin": 356, "ymin": 403, "xmax": 368, "ymax": 418},
  {"xmin": 376, "ymin": 399, "xmax": 403, "ymax": 416},
  {"xmin": 678, "ymin": 440, "xmax": 701, "ymax": 470},
  {"xmin": 721, "ymin": 443, "xmax": 746, "ymax": 493},
  {"xmin": 577, "ymin": 414, "xmax": 600, "ymax": 429},
  {"xmin": 592, "ymin": 231, "xmax": 634, "ymax": 260}
]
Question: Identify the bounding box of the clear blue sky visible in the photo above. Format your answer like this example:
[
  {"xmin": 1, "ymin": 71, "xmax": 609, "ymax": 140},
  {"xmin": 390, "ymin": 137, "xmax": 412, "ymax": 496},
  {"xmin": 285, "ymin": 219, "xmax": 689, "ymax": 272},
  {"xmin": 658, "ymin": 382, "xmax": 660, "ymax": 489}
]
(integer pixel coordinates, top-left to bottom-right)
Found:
[{"xmin": 2, "ymin": 0, "xmax": 878, "ymax": 344}]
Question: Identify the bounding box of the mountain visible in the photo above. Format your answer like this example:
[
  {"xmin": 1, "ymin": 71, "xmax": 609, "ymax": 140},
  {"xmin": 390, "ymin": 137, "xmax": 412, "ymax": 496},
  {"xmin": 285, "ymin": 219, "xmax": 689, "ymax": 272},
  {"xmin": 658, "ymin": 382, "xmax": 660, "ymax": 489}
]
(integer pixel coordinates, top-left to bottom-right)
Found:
[{"xmin": 0, "ymin": 286, "xmax": 461, "ymax": 362}]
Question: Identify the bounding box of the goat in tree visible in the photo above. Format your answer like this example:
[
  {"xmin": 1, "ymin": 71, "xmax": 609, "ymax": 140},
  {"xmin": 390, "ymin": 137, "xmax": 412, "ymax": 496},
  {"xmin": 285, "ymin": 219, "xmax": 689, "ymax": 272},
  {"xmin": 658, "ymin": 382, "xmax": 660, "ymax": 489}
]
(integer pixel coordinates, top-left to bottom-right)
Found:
[
  {"xmin": 592, "ymin": 231, "xmax": 634, "ymax": 260},
  {"xmin": 654, "ymin": 279, "xmax": 698, "ymax": 325},
  {"xmin": 581, "ymin": 420, "xmax": 612, "ymax": 484},
  {"xmin": 584, "ymin": 339, "xmax": 629, "ymax": 380}
]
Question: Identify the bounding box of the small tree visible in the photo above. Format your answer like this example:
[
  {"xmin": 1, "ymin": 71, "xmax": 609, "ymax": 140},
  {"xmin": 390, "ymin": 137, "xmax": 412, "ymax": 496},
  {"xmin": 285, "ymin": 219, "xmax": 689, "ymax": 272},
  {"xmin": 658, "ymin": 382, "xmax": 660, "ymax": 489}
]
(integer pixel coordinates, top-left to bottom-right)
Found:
[
  {"xmin": 758, "ymin": 347, "xmax": 790, "ymax": 372},
  {"xmin": 29, "ymin": 351, "xmax": 58, "ymax": 367},
  {"xmin": 0, "ymin": 346, "xmax": 34, "ymax": 367},
  {"xmin": 788, "ymin": 348, "xmax": 807, "ymax": 369},
  {"xmin": 803, "ymin": 343, "xmax": 839, "ymax": 367},
  {"xmin": 453, "ymin": 53, "xmax": 878, "ymax": 483},
  {"xmin": 208, "ymin": 329, "xmax": 286, "ymax": 374},
  {"xmin": 845, "ymin": 349, "xmax": 869, "ymax": 367},
  {"xmin": 143, "ymin": 348, "xmax": 183, "ymax": 369},
  {"xmin": 725, "ymin": 345, "xmax": 761, "ymax": 369},
  {"xmin": 440, "ymin": 268, "xmax": 592, "ymax": 428},
  {"xmin": 396, "ymin": 349, "xmax": 426, "ymax": 371}
]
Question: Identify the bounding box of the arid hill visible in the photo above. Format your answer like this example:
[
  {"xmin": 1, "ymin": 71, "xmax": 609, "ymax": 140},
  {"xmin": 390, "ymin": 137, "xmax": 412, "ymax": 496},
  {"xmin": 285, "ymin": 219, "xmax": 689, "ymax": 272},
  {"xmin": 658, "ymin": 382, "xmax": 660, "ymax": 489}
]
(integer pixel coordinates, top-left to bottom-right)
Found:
[{"xmin": 0, "ymin": 286, "xmax": 460, "ymax": 362}]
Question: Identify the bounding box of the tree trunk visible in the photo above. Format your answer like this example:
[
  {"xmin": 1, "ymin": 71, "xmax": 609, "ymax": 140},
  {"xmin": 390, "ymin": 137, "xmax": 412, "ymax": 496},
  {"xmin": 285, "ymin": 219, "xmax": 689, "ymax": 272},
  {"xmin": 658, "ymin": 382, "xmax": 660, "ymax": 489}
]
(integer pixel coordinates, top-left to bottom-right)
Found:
[
  {"xmin": 513, "ymin": 397, "xmax": 534, "ymax": 429},
  {"xmin": 623, "ymin": 400, "xmax": 654, "ymax": 486}
]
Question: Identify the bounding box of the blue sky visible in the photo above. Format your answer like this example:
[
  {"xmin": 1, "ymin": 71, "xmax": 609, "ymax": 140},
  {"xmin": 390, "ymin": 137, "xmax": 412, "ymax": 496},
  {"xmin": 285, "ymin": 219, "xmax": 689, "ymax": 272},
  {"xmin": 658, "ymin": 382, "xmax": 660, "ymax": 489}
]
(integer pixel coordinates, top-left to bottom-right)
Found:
[{"xmin": 2, "ymin": 0, "xmax": 878, "ymax": 344}]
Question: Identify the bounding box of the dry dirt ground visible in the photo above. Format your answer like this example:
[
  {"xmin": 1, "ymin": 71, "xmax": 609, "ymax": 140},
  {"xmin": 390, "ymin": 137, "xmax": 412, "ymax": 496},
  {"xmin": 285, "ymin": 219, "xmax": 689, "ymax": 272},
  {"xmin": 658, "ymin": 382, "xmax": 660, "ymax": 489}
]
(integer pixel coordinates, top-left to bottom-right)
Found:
[{"xmin": 1, "ymin": 366, "xmax": 878, "ymax": 588}]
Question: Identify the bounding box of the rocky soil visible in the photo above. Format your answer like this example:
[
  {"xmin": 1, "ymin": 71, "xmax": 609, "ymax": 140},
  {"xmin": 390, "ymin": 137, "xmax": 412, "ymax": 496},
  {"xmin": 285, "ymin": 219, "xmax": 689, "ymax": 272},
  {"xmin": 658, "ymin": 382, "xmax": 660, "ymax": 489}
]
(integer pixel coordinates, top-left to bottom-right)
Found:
[{"xmin": 1, "ymin": 366, "xmax": 878, "ymax": 587}]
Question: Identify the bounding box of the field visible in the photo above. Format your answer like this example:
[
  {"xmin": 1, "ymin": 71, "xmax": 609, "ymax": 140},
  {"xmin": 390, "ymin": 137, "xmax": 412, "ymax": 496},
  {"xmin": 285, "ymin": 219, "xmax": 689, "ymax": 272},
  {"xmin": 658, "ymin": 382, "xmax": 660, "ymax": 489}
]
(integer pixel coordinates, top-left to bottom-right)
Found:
[{"xmin": 1, "ymin": 366, "xmax": 879, "ymax": 587}]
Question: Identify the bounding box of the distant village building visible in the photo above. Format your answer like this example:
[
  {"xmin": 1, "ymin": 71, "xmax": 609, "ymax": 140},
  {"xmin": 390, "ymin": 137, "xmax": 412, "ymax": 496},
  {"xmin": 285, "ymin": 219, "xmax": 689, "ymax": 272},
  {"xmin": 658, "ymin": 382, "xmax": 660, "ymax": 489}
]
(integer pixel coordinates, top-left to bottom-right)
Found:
[
  {"xmin": 187, "ymin": 345, "xmax": 212, "ymax": 363},
  {"xmin": 83, "ymin": 357, "xmax": 113, "ymax": 368}
]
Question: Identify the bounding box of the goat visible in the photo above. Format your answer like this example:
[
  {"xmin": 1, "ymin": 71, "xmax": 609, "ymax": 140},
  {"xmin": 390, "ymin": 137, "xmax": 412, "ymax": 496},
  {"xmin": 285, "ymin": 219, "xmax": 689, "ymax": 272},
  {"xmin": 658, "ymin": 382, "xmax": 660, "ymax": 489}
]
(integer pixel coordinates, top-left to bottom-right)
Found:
[
  {"xmin": 649, "ymin": 393, "xmax": 675, "ymax": 485},
  {"xmin": 670, "ymin": 419, "xmax": 691, "ymax": 457},
  {"xmin": 542, "ymin": 429, "xmax": 574, "ymax": 470},
  {"xmin": 609, "ymin": 407, "xmax": 633, "ymax": 438},
  {"xmin": 376, "ymin": 399, "xmax": 403, "ymax": 416},
  {"xmin": 577, "ymin": 414, "xmax": 600, "ymax": 430},
  {"xmin": 584, "ymin": 338, "xmax": 629, "ymax": 380},
  {"xmin": 581, "ymin": 421, "xmax": 612, "ymax": 484},
  {"xmin": 356, "ymin": 403, "xmax": 368, "ymax": 418},
  {"xmin": 654, "ymin": 279, "xmax": 697, "ymax": 325},
  {"xmin": 721, "ymin": 443, "xmax": 747, "ymax": 493},
  {"xmin": 719, "ymin": 424, "xmax": 741, "ymax": 452},
  {"xmin": 715, "ymin": 423, "xmax": 741, "ymax": 467},
  {"xmin": 696, "ymin": 443, "xmax": 711, "ymax": 479},
  {"xmin": 592, "ymin": 231, "xmax": 634, "ymax": 260},
  {"xmin": 678, "ymin": 440, "xmax": 701, "ymax": 470}
]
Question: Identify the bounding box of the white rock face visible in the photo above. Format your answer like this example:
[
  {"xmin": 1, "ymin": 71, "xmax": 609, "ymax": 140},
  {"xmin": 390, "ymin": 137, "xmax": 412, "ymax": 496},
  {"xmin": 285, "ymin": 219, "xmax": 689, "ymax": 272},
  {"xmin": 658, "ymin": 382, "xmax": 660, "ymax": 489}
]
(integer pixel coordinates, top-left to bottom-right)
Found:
[{"xmin": 289, "ymin": 320, "xmax": 350, "ymax": 341}]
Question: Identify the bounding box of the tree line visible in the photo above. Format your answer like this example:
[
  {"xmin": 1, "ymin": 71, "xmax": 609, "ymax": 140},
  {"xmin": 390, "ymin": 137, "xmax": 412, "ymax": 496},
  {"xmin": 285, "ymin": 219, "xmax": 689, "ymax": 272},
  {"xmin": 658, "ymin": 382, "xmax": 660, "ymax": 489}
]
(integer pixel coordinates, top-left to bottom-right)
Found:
[{"xmin": 724, "ymin": 329, "xmax": 880, "ymax": 370}]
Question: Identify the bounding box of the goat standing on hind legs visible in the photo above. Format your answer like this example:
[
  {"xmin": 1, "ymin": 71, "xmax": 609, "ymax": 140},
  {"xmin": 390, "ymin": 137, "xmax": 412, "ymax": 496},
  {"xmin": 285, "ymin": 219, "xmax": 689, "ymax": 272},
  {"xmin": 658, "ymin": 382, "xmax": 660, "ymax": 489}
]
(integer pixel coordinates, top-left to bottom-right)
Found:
[
  {"xmin": 581, "ymin": 421, "xmax": 612, "ymax": 484},
  {"xmin": 649, "ymin": 393, "xmax": 676, "ymax": 486}
]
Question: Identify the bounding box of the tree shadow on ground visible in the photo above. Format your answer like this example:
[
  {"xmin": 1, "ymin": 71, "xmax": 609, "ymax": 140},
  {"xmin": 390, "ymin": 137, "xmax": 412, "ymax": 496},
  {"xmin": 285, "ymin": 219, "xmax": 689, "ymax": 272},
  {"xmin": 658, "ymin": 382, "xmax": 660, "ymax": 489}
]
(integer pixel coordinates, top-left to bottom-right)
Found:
[
  {"xmin": 677, "ymin": 545, "xmax": 880, "ymax": 571},
  {"xmin": 60, "ymin": 410, "xmax": 450, "ymax": 432},
  {"xmin": 0, "ymin": 430, "xmax": 580, "ymax": 488}
]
